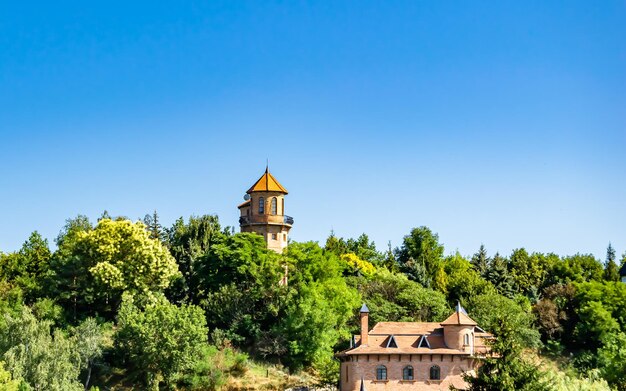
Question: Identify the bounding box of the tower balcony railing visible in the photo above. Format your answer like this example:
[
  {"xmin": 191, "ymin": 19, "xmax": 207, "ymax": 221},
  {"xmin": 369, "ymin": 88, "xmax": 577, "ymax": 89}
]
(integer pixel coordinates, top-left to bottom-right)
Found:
[{"xmin": 239, "ymin": 214, "xmax": 294, "ymax": 226}]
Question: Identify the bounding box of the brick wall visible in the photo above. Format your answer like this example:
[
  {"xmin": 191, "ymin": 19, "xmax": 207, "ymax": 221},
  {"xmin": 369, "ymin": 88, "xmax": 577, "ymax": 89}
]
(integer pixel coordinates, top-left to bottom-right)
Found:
[{"xmin": 340, "ymin": 354, "xmax": 476, "ymax": 391}]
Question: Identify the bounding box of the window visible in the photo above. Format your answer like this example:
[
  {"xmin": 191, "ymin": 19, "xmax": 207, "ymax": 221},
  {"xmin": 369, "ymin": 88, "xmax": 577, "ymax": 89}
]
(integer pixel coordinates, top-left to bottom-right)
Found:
[
  {"xmin": 403, "ymin": 366, "xmax": 414, "ymax": 381},
  {"xmin": 281, "ymin": 198, "xmax": 285, "ymax": 214},
  {"xmin": 258, "ymin": 197, "xmax": 265, "ymax": 214},
  {"xmin": 283, "ymin": 233, "xmax": 287, "ymax": 241},
  {"xmin": 271, "ymin": 197, "xmax": 277, "ymax": 215},
  {"xmin": 386, "ymin": 335, "xmax": 398, "ymax": 348},
  {"xmin": 464, "ymin": 333, "xmax": 470, "ymax": 346},
  {"xmin": 430, "ymin": 365, "xmax": 440, "ymax": 380},
  {"xmin": 376, "ymin": 365, "xmax": 387, "ymax": 381},
  {"xmin": 272, "ymin": 233, "xmax": 277, "ymax": 240}
]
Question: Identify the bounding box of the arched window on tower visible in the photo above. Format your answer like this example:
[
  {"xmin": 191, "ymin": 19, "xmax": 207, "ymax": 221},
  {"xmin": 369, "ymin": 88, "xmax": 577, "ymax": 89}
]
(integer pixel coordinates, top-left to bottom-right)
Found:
[
  {"xmin": 259, "ymin": 197, "xmax": 265, "ymax": 214},
  {"xmin": 271, "ymin": 197, "xmax": 277, "ymax": 215},
  {"xmin": 281, "ymin": 198, "xmax": 285, "ymax": 215},
  {"xmin": 464, "ymin": 333, "xmax": 470, "ymax": 346}
]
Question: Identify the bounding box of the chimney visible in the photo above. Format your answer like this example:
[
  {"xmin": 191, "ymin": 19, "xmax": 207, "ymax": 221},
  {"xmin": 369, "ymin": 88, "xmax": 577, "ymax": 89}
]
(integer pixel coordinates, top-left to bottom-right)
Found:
[{"xmin": 360, "ymin": 304, "xmax": 369, "ymax": 346}]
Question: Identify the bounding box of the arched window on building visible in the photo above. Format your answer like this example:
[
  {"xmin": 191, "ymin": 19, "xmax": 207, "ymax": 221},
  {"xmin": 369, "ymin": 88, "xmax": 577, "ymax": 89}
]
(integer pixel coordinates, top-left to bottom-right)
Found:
[
  {"xmin": 376, "ymin": 365, "xmax": 387, "ymax": 381},
  {"xmin": 271, "ymin": 197, "xmax": 277, "ymax": 215},
  {"xmin": 429, "ymin": 365, "xmax": 440, "ymax": 380},
  {"xmin": 402, "ymin": 365, "xmax": 414, "ymax": 380},
  {"xmin": 281, "ymin": 198, "xmax": 285, "ymax": 215},
  {"xmin": 464, "ymin": 333, "xmax": 470, "ymax": 346},
  {"xmin": 258, "ymin": 197, "xmax": 265, "ymax": 214}
]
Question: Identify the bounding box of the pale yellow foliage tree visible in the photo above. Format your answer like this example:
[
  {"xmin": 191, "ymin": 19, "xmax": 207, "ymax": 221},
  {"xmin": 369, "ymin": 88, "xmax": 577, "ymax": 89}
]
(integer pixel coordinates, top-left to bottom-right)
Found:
[{"xmin": 82, "ymin": 219, "xmax": 180, "ymax": 301}]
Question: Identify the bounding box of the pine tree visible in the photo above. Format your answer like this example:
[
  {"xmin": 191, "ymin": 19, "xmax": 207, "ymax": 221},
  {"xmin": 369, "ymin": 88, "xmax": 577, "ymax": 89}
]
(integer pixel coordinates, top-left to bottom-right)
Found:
[
  {"xmin": 485, "ymin": 253, "xmax": 517, "ymax": 298},
  {"xmin": 604, "ymin": 242, "xmax": 619, "ymax": 282},
  {"xmin": 471, "ymin": 244, "xmax": 490, "ymax": 277},
  {"xmin": 143, "ymin": 210, "xmax": 164, "ymax": 242}
]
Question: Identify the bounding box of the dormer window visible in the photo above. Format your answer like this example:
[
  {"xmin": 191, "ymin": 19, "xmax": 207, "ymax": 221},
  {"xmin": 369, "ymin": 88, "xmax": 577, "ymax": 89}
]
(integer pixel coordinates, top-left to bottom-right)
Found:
[
  {"xmin": 418, "ymin": 335, "xmax": 431, "ymax": 348},
  {"xmin": 259, "ymin": 197, "xmax": 265, "ymax": 214},
  {"xmin": 385, "ymin": 335, "xmax": 398, "ymax": 348}
]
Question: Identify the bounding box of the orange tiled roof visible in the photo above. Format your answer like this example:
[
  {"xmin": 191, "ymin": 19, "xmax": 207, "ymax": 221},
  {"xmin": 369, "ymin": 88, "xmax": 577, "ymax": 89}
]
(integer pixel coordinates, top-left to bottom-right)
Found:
[
  {"xmin": 441, "ymin": 311, "xmax": 478, "ymax": 326},
  {"xmin": 247, "ymin": 168, "xmax": 288, "ymax": 194}
]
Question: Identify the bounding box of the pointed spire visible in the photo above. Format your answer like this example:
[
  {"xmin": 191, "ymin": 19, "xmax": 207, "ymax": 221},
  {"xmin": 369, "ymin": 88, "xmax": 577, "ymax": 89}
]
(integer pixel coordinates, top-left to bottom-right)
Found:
[
  {"xmin": 456, "ymin": 301, "xmax": 468, "ymax": 315},
  {"xmin": 360, "ymin": 303, "xmax": 369, "ymax": 313}
]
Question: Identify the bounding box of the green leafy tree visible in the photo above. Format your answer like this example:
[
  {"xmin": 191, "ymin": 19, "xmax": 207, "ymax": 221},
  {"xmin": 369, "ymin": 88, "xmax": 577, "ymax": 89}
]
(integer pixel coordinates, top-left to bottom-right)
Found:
[
  {"xmin": 395, "ymin": 226, "xmax": 444, "ymax": 286},
  {"xmin": 548, "ymin": 254, "xmax": 604, "ymax": 285},
  {"xmin": 461, "ymin": 312, "xmax": 546, "ymax": 391},
  {"xmin": 444, "ymin": 252, "xmax": 496, "ymax": 304},
  {"xmin": 0, "ymin": 232, "xmax": 51, "ymax": 303},
  {"xmin": 165, "ymin": 215, "xmax": 227, "ymax": 304},
  {"xmin": 467, "ymin": 293, "xmax": 541, "ymax": 349},
  {"xmin": 0, "ymin": 361, "xmax": 22, "ymax": 390},
  {"xmin": 597, "ymin": 332, "xmax": 626, "ymax": 390},
  {"xmin": 354, "ymin": 270, "xmax": 449, "ymax": 324},
  {"xmin": 280, "ymin": 242, "xmax": 360, "ymax": 373},
  {"xmin": 115, "ymin": 296, "xmax": 209, "ymax": 390},
  {"xmin": 0, "ymin": 307, "xmax": 83, "ymax": 391},
  {"xmin": 71, "ymin": 318, "xmax": 105, "ymax": 389}
]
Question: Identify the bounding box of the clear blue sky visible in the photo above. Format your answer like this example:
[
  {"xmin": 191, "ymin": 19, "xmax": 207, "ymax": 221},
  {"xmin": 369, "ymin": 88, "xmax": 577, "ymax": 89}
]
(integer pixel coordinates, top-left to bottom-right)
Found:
[{"xmin": 1, "ymin": 1, "xmax": 625, "ymax": 260}]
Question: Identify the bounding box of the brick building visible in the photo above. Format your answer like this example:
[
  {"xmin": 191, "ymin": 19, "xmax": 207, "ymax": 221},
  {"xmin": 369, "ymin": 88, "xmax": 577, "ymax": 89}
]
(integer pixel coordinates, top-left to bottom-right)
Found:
[
  {"xmin": 238, "ymin": 166, "xmax": 293, "ymax": 253},
  {"xmin": 337, "ymin": 304, "xmax": 492, "ymax": 391}
]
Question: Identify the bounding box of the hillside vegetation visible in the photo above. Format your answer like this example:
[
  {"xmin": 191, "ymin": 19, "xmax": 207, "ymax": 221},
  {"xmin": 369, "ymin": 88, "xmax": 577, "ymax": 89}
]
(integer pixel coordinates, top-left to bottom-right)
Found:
[{"xmin": 0, "ymin": 212, "xmax": 624, "ymax": 390}]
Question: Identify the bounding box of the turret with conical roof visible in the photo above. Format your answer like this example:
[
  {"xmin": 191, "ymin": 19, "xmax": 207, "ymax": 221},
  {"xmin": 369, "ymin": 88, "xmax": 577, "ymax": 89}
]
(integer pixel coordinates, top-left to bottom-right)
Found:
[{"xmin": 238, "ymin": 166, "xmax": 293, "ymax": 253}]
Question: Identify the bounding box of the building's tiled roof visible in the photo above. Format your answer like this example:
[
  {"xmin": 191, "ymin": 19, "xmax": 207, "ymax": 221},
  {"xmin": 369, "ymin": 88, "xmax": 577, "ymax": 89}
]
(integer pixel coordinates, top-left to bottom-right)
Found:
[
  {"xmin": 369, "ymin": 322, "xmax": 441, "ymax": 335},
  {"xmin": 338, "ymin": 308, "xmax": 492, "ymax": 357},
  {"xmin": 247, "ymin": 168, "xmax": 288, "ymax": 194},
  {"xmin": 441, "ymin": 311, "xmax": 478, "ymax": 326},
  {"xmin": 238, "ymin": 199, "xmax": 251, "ymax": 208}
]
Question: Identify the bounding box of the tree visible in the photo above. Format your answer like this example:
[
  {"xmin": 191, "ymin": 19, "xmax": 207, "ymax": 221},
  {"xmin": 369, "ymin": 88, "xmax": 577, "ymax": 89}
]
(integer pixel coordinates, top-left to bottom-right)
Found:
[
  {"xmin": 471, "ymin": 244, "xmax": 490, "ymax": 277},
  {"xmin": 603, "ymin": 243, "xmax": 619, "ymax": 282},
  {"xmin": 0, "ymin": 361, "xmax": 22, "ymax": 390},
  {"xmin": 0, "ymin": 307, "xmax": 83, "ymax": 391},
  {"xmin": 395, "ymin": 227, "xmax": 444, "ymax": 286},
  {"xmin": 115, "ymin": 296, "xmax": 209, "ymax": 390},
  {"xmin": 143, "ymin": 210, "xmax": 165, "ymax": 242},
  {"xmin": 0, "ymin": 232, "xmax": 51, "ymax": 303},
  {"xmin": 71, "ymin": 318, "xmax": 105, "ymax": 389},
  {"xmin": 461, "ymin": 311, "xmax": 546, "ymax": 391},
  {"xmin": 50, "ymin": 218, "xmax": 180, "ymax": 321},
  {"xmin": 165, "ymin": 215, "xmax": 227, "ymax": 304},
  {"xmin": 484, "ymin": 253, "xmax": 517, "ymax": 298},
  {"xmin": 280, "ymin": 242, "xmax": 360, "ymax": 372},
  {"xmin": 467, "ymin": 293, "xmax": 541, "ymax": 349},
  {"xmin": 597, "ymin": 332, "xmax": 626, "ymax": 390},
  {"xmin": 354, "ymin": 269, "xmax": 449, "ymax": 324}
]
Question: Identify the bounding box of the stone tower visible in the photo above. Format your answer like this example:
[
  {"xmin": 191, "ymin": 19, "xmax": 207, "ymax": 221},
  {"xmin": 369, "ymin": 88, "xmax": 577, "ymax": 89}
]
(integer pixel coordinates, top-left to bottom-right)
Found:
[{"xmin": 238, "ymin": 167, "xmax": 293, "ymax": 253}]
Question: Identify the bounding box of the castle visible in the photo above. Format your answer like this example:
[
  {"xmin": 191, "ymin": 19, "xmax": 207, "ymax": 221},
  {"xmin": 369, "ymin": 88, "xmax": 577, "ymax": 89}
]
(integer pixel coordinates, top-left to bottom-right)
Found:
[
  {"xmin": 337, "ymin": 304, "xmax": 492, "ymax": 391},
  {"xmin": 238, "ymin": 167, "xmax": 293, "ymax": 253},
  {"xmin": 238, "ymin": 168, "xmax": 492, "ymax": 390}
]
